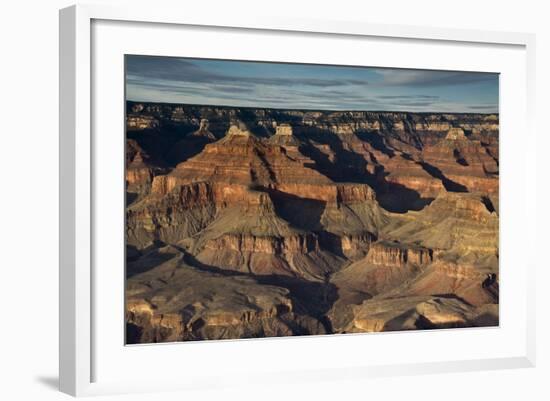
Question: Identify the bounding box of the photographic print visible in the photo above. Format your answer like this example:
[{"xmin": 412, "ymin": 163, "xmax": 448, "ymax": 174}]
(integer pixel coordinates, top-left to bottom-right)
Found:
[{"xmin": 125, "ymin": 56, "xmax": 499, "ymax": 344}]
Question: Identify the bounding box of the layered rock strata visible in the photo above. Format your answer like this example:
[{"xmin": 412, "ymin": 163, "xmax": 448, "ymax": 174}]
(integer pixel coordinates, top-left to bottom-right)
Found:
[{"xmin": 125, "ymin": 102, "xmax": 499, "ymax": 342}]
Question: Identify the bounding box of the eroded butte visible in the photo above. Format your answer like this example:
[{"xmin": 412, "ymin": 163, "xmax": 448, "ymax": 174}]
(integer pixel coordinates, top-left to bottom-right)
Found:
[{"xmin": 125, "ymin": 103, "xmax": 499, "ymax": 343}]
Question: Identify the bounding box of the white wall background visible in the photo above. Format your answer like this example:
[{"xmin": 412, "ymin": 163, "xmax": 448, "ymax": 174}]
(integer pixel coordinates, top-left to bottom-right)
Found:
[{"xmin": 0, "ymin": 0, "xmax": 547, "ymax": 400}]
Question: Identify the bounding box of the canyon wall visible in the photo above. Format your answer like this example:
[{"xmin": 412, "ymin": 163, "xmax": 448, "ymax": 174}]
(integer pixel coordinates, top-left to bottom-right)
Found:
[{"xmin": 125, "ymin": 102, "xmax": 499, "ymax": 343}]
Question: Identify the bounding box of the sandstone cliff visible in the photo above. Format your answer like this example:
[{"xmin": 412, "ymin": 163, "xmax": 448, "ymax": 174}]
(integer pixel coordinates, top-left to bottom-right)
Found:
[{"xmin": 125, "ymin": 101, "xmax": 499, "ymax": 342}]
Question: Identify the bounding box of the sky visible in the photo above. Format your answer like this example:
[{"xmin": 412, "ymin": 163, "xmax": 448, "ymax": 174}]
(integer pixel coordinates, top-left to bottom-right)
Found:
[{"xmin": 126, "ymin": 55, "xmax": 499, "ymax": 113}]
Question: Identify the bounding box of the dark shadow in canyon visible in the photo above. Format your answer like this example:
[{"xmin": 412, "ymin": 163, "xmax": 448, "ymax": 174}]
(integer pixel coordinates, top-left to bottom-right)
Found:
[
  {"xmin": 356, "ymin": 130, "xmax": 396, "ymax": 157},
  {"xmin": 453, "ymin": 149, "xmax": 469, "ymax": 166},
  {"xmin": 255, "ymin": 274, "xmax": 338, "ymax": 333},
  {"xmin": 126, "ymin": 322, "xmax": 144, "ymax": 345},
  {"xmin": 126, "ymin": 243, "xmax": 177, "ymax": 278},
  {"xmin": 317, "ymin": 231, "xmax": 347, "ymax": 258},
  {"xmin": 418, "ymin": 161, "xmax": 469, "ymax": 192},
  {"xmin": 126, "ymin": 191, "xmax": 138, "ymax": 206},
  {"xmin": 297, "ymin": 128, "xmax": 433, "ymax": 213},
  {"xmin": 296, "ymin": 128, "xmax": 375, "ymax": 184},
  {"xmin": 374, "ymin": 181, "xmax": 434, "ymax": 213},
  {"xmin": 268, "ymin": 189, "xmax": 326, "ymax": 231},
  {"xmin": 128, "ymin": 126, "xmax": 214, "ymax": 168},
  {"xmin": 481, "ymin": 196, "xmax": 496, "ymax": 213},
  {"xmin": 164, "ymin": 136, "xmax": 214, "ymax": 166},
  {"xmin": 179, "ymin": 250, "xmax": 339, "ymax": 333},
  {"xmin": 482, "ymin": 143, "xmax": 499, "ymax": 167}
]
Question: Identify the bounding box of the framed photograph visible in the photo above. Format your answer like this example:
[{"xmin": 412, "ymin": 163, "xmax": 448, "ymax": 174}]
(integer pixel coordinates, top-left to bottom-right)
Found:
[{"xmin": 59, "ymin": 4, "xmax": 536, "ymax": 396}]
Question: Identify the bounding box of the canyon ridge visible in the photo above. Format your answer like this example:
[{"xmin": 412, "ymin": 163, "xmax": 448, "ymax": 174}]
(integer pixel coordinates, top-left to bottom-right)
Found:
[{"xmin": 125, "ymin": 101, "xmax": 499, "ymax": 343}]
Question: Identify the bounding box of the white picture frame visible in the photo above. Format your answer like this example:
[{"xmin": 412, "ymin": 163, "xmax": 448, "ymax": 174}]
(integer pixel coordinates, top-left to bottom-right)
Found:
[{"xmin": 59, "ymin": 3, "xmax": 536, "ymax": 397}]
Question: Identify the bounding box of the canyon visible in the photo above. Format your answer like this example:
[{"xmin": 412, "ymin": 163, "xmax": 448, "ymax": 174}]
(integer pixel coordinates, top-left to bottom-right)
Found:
[{"xmin": 125, "ymin": 101, "xmax": 499, "ymax": 343}]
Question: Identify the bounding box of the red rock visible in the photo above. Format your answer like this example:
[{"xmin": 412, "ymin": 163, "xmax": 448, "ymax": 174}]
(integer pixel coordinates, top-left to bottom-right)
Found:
[{"xmin": 125, "ymin": 104, "xmax": 500, "ymax": 341}]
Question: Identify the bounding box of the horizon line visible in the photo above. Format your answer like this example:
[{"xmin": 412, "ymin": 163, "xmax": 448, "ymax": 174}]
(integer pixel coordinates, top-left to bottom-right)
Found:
[{"xmin": 126, "ymin": 99, "xmax": 499, "ymax": 115}]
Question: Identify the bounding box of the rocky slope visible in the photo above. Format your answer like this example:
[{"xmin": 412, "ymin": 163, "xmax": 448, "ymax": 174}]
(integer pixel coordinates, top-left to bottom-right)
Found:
[{"xmin": 126, "ymin": 102, "xmax": 499, "ymax": 343}]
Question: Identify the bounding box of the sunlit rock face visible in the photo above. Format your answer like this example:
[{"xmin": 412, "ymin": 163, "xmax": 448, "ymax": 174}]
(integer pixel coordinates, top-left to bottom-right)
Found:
[{"xmin": 125, "ymin": 102, "xmax": 499, "ymax": 343}]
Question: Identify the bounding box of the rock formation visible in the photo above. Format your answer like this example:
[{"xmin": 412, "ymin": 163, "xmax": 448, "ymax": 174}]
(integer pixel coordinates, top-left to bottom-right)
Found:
[
  {"xmin": 125, "ymin": 101, "xmax": 499, "ymax": 342},
  {"xmin": 126, "ymin": 246, "xmax": 325, "ymax": 343}
]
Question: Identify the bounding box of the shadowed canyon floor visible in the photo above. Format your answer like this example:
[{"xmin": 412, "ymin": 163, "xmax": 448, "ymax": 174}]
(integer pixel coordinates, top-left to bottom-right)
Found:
[{"xmin": 125, "ymin": 102, "xmax": 499, "ymax": 343}]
